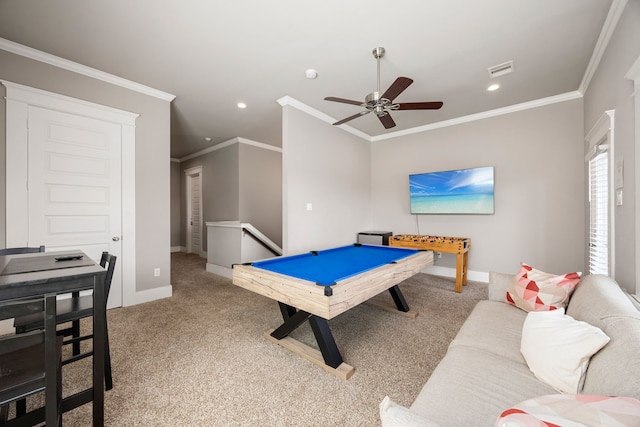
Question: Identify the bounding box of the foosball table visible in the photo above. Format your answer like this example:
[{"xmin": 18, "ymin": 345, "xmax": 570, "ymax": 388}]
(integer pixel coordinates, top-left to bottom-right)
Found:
[{"xmin": 389, "ymin": 234, "xmax": 471, "ymax": 293}]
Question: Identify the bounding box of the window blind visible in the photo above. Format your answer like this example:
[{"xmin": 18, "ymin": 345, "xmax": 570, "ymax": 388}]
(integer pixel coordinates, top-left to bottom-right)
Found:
[{"xmin": 588, "ymin": 147, "xmax": 609, "ymax": 275}]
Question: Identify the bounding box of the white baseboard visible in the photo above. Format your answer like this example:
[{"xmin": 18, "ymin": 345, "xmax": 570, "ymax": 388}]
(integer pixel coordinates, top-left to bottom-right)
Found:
[
  {"xmin": 124, "ymin": 284, "xmax": 173, "ymax": 307},
  {"xmin": 422, "ymin": 265, "xmax": 489, "ymax": 283},
  {"xmin": 206, "ymin": 263, "xmax": 232, "ymax": 279}
]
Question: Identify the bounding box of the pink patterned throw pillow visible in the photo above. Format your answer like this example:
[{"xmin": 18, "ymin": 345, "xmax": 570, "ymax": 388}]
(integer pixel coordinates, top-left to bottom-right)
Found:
[
  {"xmin": 505, "ymin": 263, "xmax": 581, "ymax": 312},
  {"xmin": 496, "ymin": 394, "xmax": 640, "ymax": 427}
]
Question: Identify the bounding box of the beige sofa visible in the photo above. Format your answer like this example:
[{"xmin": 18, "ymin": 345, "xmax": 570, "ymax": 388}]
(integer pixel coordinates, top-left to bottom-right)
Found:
[{"xmin": 380, "ymin": 273, "xmax": 640, "ymax": 426}]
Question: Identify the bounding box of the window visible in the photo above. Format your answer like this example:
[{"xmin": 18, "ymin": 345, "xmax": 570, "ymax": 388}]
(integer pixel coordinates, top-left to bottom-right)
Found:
[
  {"xmin": 588, "ymin": 143, "xmax": 609, "ymax": 274},
  {"xmin": 585, "ymin": 111, "xmax": 614, "ymax": 276}
]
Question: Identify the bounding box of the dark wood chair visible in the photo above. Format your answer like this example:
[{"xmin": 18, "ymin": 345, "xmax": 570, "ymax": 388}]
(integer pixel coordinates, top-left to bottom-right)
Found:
[
  {"xmin": 0, "ymin": 246, "xmax": 45, "ymax": 256},
  {"xmin": 14, "ymin": 252, "xmax": 117, "ymax": 391},
  {"xmin": 0, "ymin": 295, "xmax": 62, "ymax": 426}
]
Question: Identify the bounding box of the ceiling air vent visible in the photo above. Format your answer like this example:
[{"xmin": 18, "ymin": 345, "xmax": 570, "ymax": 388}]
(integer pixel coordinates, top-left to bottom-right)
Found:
[{"xmin": 488, "ymin": 60, "xmax": 514, "ymax": 78}]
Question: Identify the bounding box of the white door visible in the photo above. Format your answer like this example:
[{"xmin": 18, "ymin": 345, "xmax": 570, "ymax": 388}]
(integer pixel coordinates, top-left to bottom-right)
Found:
[
  {"xmin": 28, "ymin": 106, "xmax": 123, "ymax": 307},
  {"xmin": 185, "ymin": 168, "xmax": 202, "ymax": 254}
]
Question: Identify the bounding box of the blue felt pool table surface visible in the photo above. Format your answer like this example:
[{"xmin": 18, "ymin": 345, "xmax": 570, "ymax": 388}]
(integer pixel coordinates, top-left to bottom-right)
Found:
[{"xmin": 250, "ymin": 244, "xmax": 420, "ymax": 286}]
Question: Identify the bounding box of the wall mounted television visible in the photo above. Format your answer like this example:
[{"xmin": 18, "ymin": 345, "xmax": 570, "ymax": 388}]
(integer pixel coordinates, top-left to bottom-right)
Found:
[{"xmin": 409, "ymin": 166, "xmax": 494, "ymax": 214}]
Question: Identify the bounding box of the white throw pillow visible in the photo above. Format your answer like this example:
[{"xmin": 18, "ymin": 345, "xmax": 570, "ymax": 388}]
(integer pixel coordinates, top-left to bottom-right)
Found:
[{"xmin": 520, "ymin": 309, "xmax": 610, "ymax": 394}]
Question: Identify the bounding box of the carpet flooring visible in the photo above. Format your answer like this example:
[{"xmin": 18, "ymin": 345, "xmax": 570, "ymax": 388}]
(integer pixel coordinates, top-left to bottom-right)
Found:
[{"xmin": 30, "ymin": 252, "xmax": 488, "ymax": 426}]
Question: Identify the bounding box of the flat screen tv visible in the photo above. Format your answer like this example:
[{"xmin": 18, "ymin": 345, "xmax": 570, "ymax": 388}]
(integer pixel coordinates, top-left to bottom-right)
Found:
[{"xmin": 409, "ymin": 166, "xmax": 494, "ymax": 214}]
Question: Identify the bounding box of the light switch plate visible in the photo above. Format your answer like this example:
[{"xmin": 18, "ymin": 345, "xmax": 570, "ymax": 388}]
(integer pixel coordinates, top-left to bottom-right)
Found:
[{"xmin": 616, "ymin": 189, "xmax": 623, "ymax": 206}]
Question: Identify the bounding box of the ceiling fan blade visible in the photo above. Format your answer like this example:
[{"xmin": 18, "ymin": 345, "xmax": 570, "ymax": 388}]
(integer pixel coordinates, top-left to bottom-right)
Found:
[
  {"xmin": 381, "ymin": 77, "xmax": 413, "ymax": 102},
  {"xmin": 397, "ymin": 101, "xmax": 444, "ymax": 110},
  {"xmin": 324, "ymin": 96, "xmax": 364, "ymax": 106},
  {"xmin": 378, "ymin": 113, "xmax": 396, "ymax": 129},
  {"xmin": 333, "ymin": 110, "xmax": 371, "ymax": 126}
]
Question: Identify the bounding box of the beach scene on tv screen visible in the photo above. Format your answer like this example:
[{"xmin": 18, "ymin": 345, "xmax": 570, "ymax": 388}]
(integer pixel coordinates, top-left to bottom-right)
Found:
[{"xmin": 410, "ymin": 166, "xmax": 494, "ymax": 214}]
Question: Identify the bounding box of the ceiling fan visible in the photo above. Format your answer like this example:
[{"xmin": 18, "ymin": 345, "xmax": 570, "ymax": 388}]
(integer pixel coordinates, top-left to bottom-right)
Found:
[{"xmin": 325, "ymin": 47, "xmax": 443, "ymax": 129}]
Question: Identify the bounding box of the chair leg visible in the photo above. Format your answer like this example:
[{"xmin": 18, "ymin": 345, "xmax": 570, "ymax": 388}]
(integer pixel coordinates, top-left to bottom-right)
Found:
[
  {"xmin": 16, "ymin": 398, "xmax": 26, "ymax": 416},
  {"xmin": 105, "ymin": 324, "xmax": 113, "ymax": 390},
  {"xmin": 72, "ymin": 319, "xmax": 81, "ymax": 356}
]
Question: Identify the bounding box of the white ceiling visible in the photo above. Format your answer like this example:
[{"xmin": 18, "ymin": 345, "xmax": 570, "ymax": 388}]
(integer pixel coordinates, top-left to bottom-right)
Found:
[{"xmin": 0, "ymin": 0, "xmax": 614, "ymax": 158}]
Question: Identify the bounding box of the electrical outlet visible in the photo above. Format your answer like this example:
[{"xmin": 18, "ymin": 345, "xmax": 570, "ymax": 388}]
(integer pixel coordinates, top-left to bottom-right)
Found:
[{"xmin": 154, "ymin": 268, "xmax": 160, "ymax": 277}]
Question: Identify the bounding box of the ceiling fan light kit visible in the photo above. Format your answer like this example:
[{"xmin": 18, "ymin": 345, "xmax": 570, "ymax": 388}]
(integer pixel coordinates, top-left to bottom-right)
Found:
[{"xmin": 325, "ymin": 46, "xmax": 443, "ymax": 129}]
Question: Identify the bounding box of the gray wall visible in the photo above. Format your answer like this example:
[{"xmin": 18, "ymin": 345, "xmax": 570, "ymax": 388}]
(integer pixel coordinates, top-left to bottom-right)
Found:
[
  {"xmin": 282, "ymin": 100, "xmax": 585, "ymax": 276},
  {"xmin": 371, "ymin": 99, "xmax": 584, "ymax": 276},
  {"xmin": 583, "ymin": 0, "xmax": 640, "ymax": 294},
  {"xmin": 239, "ymin": 143, "xmax": 282, "ymax": 246},
  {"xmin": 0, "ymin": 49, "xmax": 171, "ymax": 293},
  {"xmin": 178, "ymin": 140, "xmax": 282, "ymax": 251},
  {"xmin": 282, "ymin": 106, "xmax": 371, "ymax": 255},
  {"xmin": 180, "ymin": 144, "xmax": 240, "ymax": 252}
]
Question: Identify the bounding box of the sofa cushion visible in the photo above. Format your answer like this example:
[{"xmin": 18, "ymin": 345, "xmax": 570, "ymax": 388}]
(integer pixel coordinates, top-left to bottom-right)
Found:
[
  {"xmin": 567, "ymin": 274, "xmax": 639, "ymax": 329},
  {"xmin": 520, "ymin": 309, "xmax": 610, "ymax": 394},
  {"xmin": 449, "ymin": 300, "xmax": 527, "ymax": 364},
  {"xmin": 409, "ymin": 345, "xmax": 557, "ymax": 427},
  {"xmin": 506, "ymin": 263, "xmax": 581, "ymax": 312},
  {"xmin": 582, "ymin": 315, "xmax": 640, "ymax": 399},
  {"xmin": 488, "ymin": 271, "xmax": 514, "ymax": 302}
]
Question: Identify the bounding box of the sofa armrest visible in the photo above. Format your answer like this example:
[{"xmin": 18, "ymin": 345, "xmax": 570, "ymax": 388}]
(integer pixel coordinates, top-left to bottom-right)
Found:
[{"xmin": 488, "ymin": 271, "xmax": 513, "ymax": 302}]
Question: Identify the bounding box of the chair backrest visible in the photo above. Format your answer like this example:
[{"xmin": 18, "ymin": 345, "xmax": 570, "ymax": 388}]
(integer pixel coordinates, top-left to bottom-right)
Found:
[
  {"xmin": 99, "ymin": 252, "xmax": 117, "ymax": 305},
  {"xmin": 0, "ymin": 246, "xmax": 45, "ymax": 256},
  {"xmin": 0, "ymin": 294, "xmax": 58, "ymax": 422},
  {"xmin": 0, "ymin": 295, "xmax": 56, "ymax": 356}
]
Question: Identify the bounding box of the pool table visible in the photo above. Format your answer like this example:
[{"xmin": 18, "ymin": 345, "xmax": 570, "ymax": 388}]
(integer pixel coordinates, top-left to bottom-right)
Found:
[{"xmin": 232, "ymin": 244, "xmax": 433, "ymax": 379}]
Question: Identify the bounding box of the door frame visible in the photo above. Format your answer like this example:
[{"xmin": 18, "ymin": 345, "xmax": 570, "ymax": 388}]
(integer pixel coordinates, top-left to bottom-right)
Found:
[
  {"xmin": 2, "ymin": 80, "xmax": 138, "ymax": 306},
  {"xmin": 184, "ymin": 166, "xmax": 203, "ymax": 255}
]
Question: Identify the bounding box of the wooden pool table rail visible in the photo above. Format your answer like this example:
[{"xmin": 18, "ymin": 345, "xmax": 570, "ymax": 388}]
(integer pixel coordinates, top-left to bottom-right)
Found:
[{"xmin": 232, "ymin": 250, "xmax": 433, "ymax": 320}]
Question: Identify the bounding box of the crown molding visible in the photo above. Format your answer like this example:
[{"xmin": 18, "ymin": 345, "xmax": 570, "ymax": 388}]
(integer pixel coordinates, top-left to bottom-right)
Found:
[
  {"xmin": 579, "ymin": 0, "xmax": 628, "ymax": 94},
  {"xmin": 371, "ymin": 91, "xmax": 583, "ymax": 142},
  {"xmin": 0, "ymin": 37, "xmax": 176, "ymax": 102},
  {"xmin": 236, "ymin": 137, "xmax": 282, "ymax": 153},
  {"xmin": 177, "ymin": 136, "xmax": 282, "ymax": 163},
  {"xmin": 280, "ymin": 90, "xmax": 582, "ymax": 144},
  {"xmin": 277, "ymin": 96, "xmax": 371, "ymax": 141}
]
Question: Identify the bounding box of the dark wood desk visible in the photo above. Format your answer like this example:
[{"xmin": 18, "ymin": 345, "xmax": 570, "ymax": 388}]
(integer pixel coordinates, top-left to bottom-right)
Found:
[{"xmin": 0, "ymin": 251, "xmax": 107, "ymax": 426}]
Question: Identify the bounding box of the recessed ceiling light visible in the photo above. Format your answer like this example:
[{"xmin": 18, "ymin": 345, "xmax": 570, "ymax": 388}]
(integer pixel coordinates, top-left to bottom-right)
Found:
[
  {"xmin": 237, "ymin": 102, "xmax": 247, "ymax": 109},
  {"xmin": 204, "ymin": 137, "xmax": 212, "ymax": 142},
  {"xmin": 305, "ymin": 69, "xmax": 318, "ymax": 79},
  {"xmin": 487, "ymin": 84, "xmax": 500, "ymax": 92}
]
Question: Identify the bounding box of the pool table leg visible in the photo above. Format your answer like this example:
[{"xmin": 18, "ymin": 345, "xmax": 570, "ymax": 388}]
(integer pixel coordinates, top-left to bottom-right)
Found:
[
  {"xmin": 272, "ymin": 302, "xmax": 344, "ymax": 369},
  {"xmin": 308, "ymin": 316, "xmax": 343, "ymax": 369},
  {"xmin": 271, "ymin": 304, "xmax": 311, "ymax": 338},
  {"xmin": 388, "ymin": 285, "xmax": 410, "ymax": 312},
  {"xmin": 278, "ymin": 302, "xmax": 297, "ymax": 320}
]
